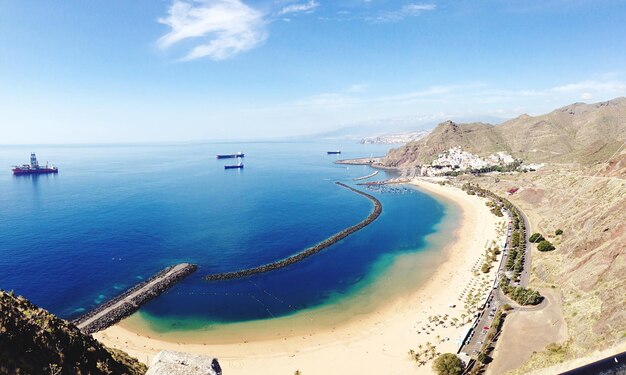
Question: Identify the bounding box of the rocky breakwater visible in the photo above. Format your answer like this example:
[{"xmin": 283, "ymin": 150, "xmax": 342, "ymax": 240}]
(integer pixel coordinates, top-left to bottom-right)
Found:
[
  {"xmin": 73, "ymin": 263, "xmax": 197, "ymax": 334},
  {"xmin": 205, "ymin": 182, "xmax": 382, "ymax": 281}
]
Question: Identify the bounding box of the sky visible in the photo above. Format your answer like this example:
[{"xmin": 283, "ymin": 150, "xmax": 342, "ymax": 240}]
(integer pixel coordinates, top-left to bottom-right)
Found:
[{"xmin": 1, "ymin": 0, "xmax": 625, "ymax": 144}]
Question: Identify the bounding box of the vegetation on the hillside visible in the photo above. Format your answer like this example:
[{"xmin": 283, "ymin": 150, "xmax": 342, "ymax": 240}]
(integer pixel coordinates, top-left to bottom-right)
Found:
[
  {"xmin": 537, "ymin": 240, "xmax": 556, "ymax": 252},
  {"xmin": 555, "ymin": 229, "xmax": 563, "ymax": 236},
  {"xmin": 500, "ymin": 282, "xmax": 543, "ymax": 305},
  {"xmin": 529, "ymin": 233, "xmax": 545, "ymax": 243},
  {"xmin": 432, "ymin": 353, "xmax": 464, "ymax": 375},
  {"xmin": 462, "ymin": 183, "xmax": 543, "ymax": 306},
  {"xmin": 443, "ymin": 160, "xmax": 524, "ymax": 177},
  {"xmin": 0, "ymin": 290, "xmax": 147, "ymax": 375}
]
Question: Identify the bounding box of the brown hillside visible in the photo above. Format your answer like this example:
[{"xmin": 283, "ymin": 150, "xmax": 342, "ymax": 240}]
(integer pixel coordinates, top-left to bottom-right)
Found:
[
  {"xmin": 383, "ymin": 97, "xmax": 626, "ymax": 168},
  {"xmin": 458, "ymin": 150, "xmax": 625, "ymax": 373}
]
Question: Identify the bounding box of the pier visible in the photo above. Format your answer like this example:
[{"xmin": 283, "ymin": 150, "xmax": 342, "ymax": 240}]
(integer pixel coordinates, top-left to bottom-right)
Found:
[
  {"xmin": 205, "ymin": 182, "xmax": 382, "ymax": 281},
  {"xmin": 335, "ymin": 157, "xmax": 384, "ymax": 165},
  {"xmin": 353, "ymin": 170, "xmax": 379, "ymax": 181},
  {"xmin": 73, "ymin": 263, "xmax": 197, "ymax": 334}
]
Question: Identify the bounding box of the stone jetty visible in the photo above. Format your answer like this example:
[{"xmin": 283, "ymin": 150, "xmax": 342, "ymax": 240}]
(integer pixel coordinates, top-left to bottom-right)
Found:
[
  {"xmin": 335, "ymin": 157, "xmax": 384, "ymax": 165},
  {"xmin": 205, "ymin": 182, "xmax": 382, "ymax": 281},
  {"xmin": 354, "ymin": 170, "xmax": 379, "ymax": 181},
  {"xmin": 73, "ymin": 263, "xmax": 197, "ymax": 334}
]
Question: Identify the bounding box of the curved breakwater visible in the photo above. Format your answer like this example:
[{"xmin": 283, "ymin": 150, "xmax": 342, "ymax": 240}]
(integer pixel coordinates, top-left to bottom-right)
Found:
[
  {"xmin": 205, "ymin": 182, "xmax": 382, "ymax": 281},
  {"xmin": 354, "ymin": 170, "xmax": 379, "ymax": 181}
]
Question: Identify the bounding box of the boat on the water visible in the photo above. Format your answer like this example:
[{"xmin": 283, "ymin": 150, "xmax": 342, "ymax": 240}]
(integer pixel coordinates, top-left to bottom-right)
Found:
[
  {"xmin": 327, "ymin": 150, "xmax": 341, "ymax": 155},
  {"xmin": 12, "ymin": 153, "xmax": 58, "ymax": 175},
  {"xmin": 225, "ymin": 163, "xmax": 244, "ymax": 169},
  {"xmin": 217, "ymin": 152, "xmax": 244, "ymax": 159}
]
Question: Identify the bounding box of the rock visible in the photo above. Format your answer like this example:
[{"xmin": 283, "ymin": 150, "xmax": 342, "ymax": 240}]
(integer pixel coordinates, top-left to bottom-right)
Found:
[{"xmin": 146, "ymin": 351, "xmax": 222, "ymax": 375}]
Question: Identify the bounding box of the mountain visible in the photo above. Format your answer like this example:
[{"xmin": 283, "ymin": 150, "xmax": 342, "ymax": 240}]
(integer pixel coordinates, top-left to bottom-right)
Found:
[
  {"xmin": 360, "ymin": 130, "xmax": 430, "ymax": 144},
  {"xmin": 0, "ymin": 290, "xmax": 146, "ymax": 375},
  {"xmin": 383, "ymin": 98, "xmax": 626, "ymax": 168}
]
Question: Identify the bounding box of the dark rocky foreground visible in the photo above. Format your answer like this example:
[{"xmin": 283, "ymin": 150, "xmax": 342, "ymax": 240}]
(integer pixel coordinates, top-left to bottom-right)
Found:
[
  {"xmin": 205, "ymin": 182, "xmax": 382, "ymax": 281},
  {"xmin": 0, "ymin": 290, "xmax": 147, "ymax": 375},
  {"xmin": 73, "ymin": 263, "xmax": 197, "ymax": 334}
]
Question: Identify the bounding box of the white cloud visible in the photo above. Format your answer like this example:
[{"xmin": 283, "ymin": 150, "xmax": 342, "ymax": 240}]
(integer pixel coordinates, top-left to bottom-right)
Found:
[
  {"xmin": 581, "ymin": 92, "xmax": 593, "ymax": 100},
  {"xmin": 549, "ymin": 80, "xmax": 626, "ymax": 94},
  {"xmin": 158, "ymin": 0, "xmax": 267, "ymax": 61},
  {"xmin": 368, "ymin": 3, "xmax": 436, "ymax": 23},
  {"xmin": 345, "ymin": 83, "xmax": 369, "ymax": 93},
  {"xmin": 278, "ymin": 0, "xmax": 320, "ymax": 16}
]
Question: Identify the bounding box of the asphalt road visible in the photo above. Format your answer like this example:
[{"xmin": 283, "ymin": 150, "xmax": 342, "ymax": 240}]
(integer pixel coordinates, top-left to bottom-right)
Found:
[
  {"xmin": 560, "ymin": 351, "xmax": 626, "ymax": 374},
  {"xmin": 459, "ymin": 209, "xmax": 514, "ymax": 357}
]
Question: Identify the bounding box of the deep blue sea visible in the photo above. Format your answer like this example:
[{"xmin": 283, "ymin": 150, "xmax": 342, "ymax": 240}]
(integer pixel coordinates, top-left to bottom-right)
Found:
[{"xmin": 0, "ymin": 141, "xmax": 446, "ymax": 329}]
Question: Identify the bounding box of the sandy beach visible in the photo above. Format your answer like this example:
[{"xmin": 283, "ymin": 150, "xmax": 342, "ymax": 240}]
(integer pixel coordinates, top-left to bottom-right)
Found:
[{"xmin": 94, "ymin": 179, "xmax": 506, "ymax": 374}]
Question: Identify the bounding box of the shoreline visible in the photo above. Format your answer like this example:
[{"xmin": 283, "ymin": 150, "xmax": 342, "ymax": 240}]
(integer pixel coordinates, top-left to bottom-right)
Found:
[{"xmin": 94, "ymin": 178, "xmax": 505, "ymax": 374}]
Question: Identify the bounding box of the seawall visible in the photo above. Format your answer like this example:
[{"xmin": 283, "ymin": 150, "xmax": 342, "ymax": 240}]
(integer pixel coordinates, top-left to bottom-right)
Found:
[
  {"xmin": 205, "ymin": 182, "xmax": 382, "ymax": 281},
  {"xmin": 73, "ymin": 263, "xmax": 197, "ymax": 334}
]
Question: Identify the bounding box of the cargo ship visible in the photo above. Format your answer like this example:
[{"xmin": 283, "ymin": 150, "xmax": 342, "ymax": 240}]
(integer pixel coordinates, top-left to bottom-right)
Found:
[
  {"xmin": 327, "ymin": 150, "xmax": 341, "ymax": 155},
  {"xmin": 12, "ymin": 153, "xmax": 58, "ymax": 175},
  {"xmin": 224, "ymin": 163, "xmax": 244, "ymax": 169},
  {"xmin": 217, "ymin": 152, "xmax": 244, "ymax": 159}
]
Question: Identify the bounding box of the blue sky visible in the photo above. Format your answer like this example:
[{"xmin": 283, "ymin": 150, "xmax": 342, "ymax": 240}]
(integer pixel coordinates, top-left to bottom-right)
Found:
[{"xmin": 1, "ymin": 0, "xmax": 625, "ymax": 143}]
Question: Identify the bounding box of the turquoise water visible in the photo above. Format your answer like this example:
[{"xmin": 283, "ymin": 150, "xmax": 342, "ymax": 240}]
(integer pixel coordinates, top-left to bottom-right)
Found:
[{"xmin": 0, "ymin": 141, "xmax": 446, "ymax": 328}]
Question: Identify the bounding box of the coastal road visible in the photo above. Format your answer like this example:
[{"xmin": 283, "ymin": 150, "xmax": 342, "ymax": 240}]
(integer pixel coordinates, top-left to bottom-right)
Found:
[
  {"xmin": 459, "ymin": 210, "xmax": 514, "ymax": 357},
  {"xmin": 460, "ymin": 200, "xmax": 538, "ymax": 358},
  {"xmin": 76, "ymin": 263, "xmax": 191, "ymax": 331}
]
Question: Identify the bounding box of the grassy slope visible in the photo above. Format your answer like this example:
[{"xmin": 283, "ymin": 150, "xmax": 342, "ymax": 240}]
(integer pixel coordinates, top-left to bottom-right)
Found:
[
  {"xmin": 0, "ymin": 290, "xmax": 147, "ymax": 375},
  {"xmin": 460, "ymin": 154, "xmax": 625, "ymax": 372}
]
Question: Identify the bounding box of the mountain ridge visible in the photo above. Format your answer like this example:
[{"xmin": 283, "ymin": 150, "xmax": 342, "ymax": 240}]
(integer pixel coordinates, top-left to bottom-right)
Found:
[{"xmin": 383, "ymin": 97, "xmax": 626, "ymax": 168}]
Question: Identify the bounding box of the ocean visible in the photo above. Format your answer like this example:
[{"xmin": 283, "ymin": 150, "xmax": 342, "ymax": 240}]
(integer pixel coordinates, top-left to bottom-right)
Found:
[{"xmin": 0, "ymin": 141, "xmax": 451, "ymax": 334}]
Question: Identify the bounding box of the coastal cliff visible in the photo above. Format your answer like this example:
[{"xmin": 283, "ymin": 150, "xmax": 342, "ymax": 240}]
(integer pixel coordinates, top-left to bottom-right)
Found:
[{"xmin": 0, "ymin": 290, "xmax": 147, "ymax": 375}]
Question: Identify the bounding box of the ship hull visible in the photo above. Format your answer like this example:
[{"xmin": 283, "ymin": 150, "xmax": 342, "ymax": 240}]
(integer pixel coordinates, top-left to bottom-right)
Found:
[
  {"xmin": 224, "ymin": 165, "xmax": 244, "ymax": 169},
  {"xmin": 217, "ymin": 154, "xmax": 244, "ymax": 159},
  {"xmin": 327, "ymin": 151, "xmax": 341, "ymax": 155},
  {"xmin": 12, "ymin": 168, "xmax": 58, "ymax": 175}
]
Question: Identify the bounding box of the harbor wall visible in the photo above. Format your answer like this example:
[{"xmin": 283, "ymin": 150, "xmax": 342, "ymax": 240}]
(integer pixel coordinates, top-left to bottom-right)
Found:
[
  {"xmin": 73, "ymin": 263, "xmax": 197, "ymax": 334},
  {"xmin": 205, "ymin": 182, "xmax": 382, "ymax": 281}
]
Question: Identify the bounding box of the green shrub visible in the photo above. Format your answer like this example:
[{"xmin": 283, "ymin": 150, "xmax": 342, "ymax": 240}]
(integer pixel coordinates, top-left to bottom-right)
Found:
[
  {"xmin": 481, "ymin": 263, "xmax": 490, "ymax": 273},
  {"xmin": 508, "ymin": 287, "xmax": 543, "ymax": 305},
  {"xmin": 537, "ymin": 240, "xmax": 555, "ymax": 252},
  {"xmin": 529, "ymin": 233, "xmax": 544, "ymax": 243},
  {"xmin": 555, "ymin": 229, "xmax": 563, "ymax": 235},
  {"xmin": 432, "ymin": 353, "xmax": 464, "ymax": 375}
]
